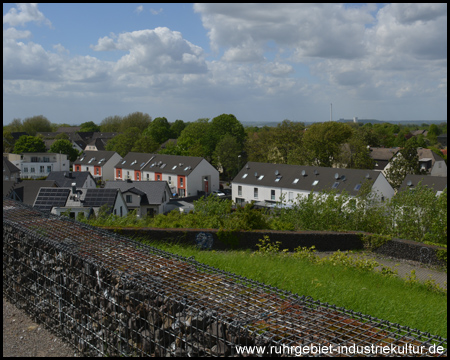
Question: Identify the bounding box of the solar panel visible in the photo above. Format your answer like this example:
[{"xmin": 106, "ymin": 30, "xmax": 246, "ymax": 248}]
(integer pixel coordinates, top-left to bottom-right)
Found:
[
  {"xmin": 83, "ymin": 188, "xmax": 117, "ymax": 207},
  {"xmin": 34, "ymin": 188, "xmax": 70, "ymax": 212}
]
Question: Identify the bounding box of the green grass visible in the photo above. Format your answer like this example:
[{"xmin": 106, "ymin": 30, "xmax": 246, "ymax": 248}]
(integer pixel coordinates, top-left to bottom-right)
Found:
[{"xmin": 138, "ymin": 239, "xmax": 447, "ymax": 339}]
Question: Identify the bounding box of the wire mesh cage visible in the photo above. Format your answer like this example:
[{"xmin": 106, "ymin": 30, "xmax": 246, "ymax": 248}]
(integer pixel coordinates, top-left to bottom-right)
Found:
[{"xmin": 3, "ymin": 198, "xmax": 447, "ymax": 357}]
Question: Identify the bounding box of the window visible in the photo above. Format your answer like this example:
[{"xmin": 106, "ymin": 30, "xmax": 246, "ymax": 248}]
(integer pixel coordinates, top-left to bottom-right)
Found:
[
  {"xmin": 118, "ymin": 170, "xmax": 121, "ymax": 177},
  {"xmin": 40, "ymin": 166, "xmax": 45, "ymax": 173},
  {"xmin": 86, "ymin": 167, "xmax": 89, "ymax": 171},
  {"xmin": 172, "ymin": 165, "xmax": 177, "ymax": 170},
  {"xmin": 332, "ymin": 182, "xmax": 340, "ymax": 189},
  {"xmin": 179, "ymin": 177, "xmax": 184, "ymax": 187},
  {"xmin": 136, "ymin": 173, "xmax": 140, "ymax": 180},
  {"xmin": 293, "ymin": 178, "xmax": 299, "ymax": 184},
  {"xmin": 47, "ymin": 166, "xmax": 51, "ymax": 173},
  {"xmin": 354, "ymin": 184, "xmax": 362, "ymax": 191},
  {"xmin": 271, "ymin": 190, "xmax": 275, "ymax": 200},
  {"xmin": 23, "ymin": 167, "xmax": 28, "ymax": 173},
  {"xmin": 30, "ymin": 167, "xmax": 35, "ymax": 173},
  {"xmin": 126, "ymin": 195, "xmax": 132, "ymax": 203},
  {"xmin": 275, "ymin": 176, "xmax": 282, "ymax": 182},
  {"xmin": 168, "ymin": 176, "xmax": 172, "ymax": 185},
  {"xmin": 43, "ymin": 157, "xmax": 50, "ymax": 162},
  {"xmin": 288, "ymin": 192, "xmax": 294, "ymax": 201},
  {"xmin": 312, "ymin": 180, "xmax": 319, "ymax": 186},
  {"xmin": 257, "ymin": 175, "xmax": 264, "ymax": 181},
  {"xmin": 254, "ymin": 188, "xmax": 258, "ymax": 199},
  {"xmin": 238, "ymin": 186, "xmax": 242, "ymax": 196},
  {"xmin": 242, "ymin": 173, "xmax": 248, "ymax": 179},
  {"xmin": 96, "ymin": 168, "xmax": 99, "ymax": 175},
  {"xmin": 147, "ymin": 174, "xmax": 149, "ymax": 180},
  {"xmin": 157, "ymin": 174, "xmax": 161, "ymax": 181}
]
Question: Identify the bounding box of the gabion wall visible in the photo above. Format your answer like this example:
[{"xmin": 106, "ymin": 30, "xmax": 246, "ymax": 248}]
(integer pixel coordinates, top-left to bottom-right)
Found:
[{"xmin": 3, "ymin": 198, "xmax": 447, "ymax": 357}]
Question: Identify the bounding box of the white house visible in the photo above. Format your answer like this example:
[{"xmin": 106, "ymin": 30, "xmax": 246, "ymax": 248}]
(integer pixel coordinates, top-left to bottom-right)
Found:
[
  {"xmin": 114, "ymin": 153, "xmax": 220, "ymax": 197},
  {"xmin": 73, "ymin": 150, "xmax": 122, "ymax": 181},
  {"xmin": 105, "ymin": 180, "xmax": 172, "ymax": 217},
  {"xmin": 232, "ymin": 162, "xmax": 395, "ymax": 207},
  {"xmin": 6, "ymin": 152, "xmax": 70, "ymax": 179}
]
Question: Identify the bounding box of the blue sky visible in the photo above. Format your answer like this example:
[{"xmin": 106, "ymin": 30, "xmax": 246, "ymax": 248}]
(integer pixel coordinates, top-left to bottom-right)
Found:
[{"xmin": 3, "ymin": 3, "xmax": 447, "ymax": 126}]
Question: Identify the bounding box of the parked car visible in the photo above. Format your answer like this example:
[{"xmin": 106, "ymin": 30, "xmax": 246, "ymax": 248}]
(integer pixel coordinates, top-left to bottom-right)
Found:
[
  {"xmin": 212, "ymin": 190, "xmax": 225, "ymax": 197},
  {"xmin": 222, "ymin": 188, "xmax": 231, "ymax": 196}
]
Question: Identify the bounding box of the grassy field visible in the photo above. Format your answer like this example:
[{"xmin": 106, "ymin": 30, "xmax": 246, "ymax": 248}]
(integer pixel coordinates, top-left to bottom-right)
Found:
[{"xmin": 137, "ymin": 238, "xmax": 447, "ymax": 339}]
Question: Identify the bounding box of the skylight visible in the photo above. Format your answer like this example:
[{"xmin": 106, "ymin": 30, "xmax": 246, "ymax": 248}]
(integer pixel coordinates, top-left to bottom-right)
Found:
[
  {"xmin": 242, "ymin": 173, "xmax": 248, "ymax": 178},
  {"xmin": 257, "ymin": 175, "xmax": 264, "ymax": 180},
  {"xmin": 293, "ymin": 178, "xmax": 299, "ymax": 184},
  {"xmin": 122, "ymin": 160, "xmax": 126, "ymax": 164},
  {"xmin": 275, "ymin": 176, "xmax": 282, "ymax": 182},
  {"xmin": 332, "ymin": 182, "xmax": 340, "ymax": 189},
  {"xmin": 354, "ymin": 184, "xmax": 362, "ymax": 191},
  {"xmin": 312, "ymin": 180, "xmax": 319, "ymax": 186},
  {"xmin": 172, "ymin": 165, "xmax": 177, "ymax": 170}
]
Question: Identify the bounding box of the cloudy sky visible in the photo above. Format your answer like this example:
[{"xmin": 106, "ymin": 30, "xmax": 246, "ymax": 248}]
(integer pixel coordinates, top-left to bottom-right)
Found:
[{"xmin": 3, "ymin": 3, "xmax": 447, "ymax": 126}]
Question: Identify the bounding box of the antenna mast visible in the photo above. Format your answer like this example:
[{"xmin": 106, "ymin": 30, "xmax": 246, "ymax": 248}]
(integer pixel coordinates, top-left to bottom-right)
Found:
[{"xmin": 330, "ymin": 103, "xmax": 332, "ymax": 121}]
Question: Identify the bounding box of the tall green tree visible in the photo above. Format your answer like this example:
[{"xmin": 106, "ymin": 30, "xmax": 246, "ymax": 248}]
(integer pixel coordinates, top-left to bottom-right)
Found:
[
  {"xmin": 205, "ymin": 114, "xmax": 246, "ymax": 158},
  {"xmin": 176, "ymin": 118, "xmax": 210, "ymax": 157},
  {"xmin": 131, "ymin": 135, "xmax": 160, "ymax": 153},
  {"xmin": 105, "ymin": 127, "xmax": 141, "ymax": 156},
  {"xmin": 120, "ymin": 112, "xmax": 152, "ymax": 132},
  {"xmin": 6, "ymin": 118, "xmax": 23, "ymax": 133},
  {"xmin": 13, "ymin": 135, "xmax": 46, "ymax": 153},
  {"xmin": 143, "ymin": 117, "xmax": 172, "ymax": 144},
  {"xmin": 80, "ymin": 121, "xmax": 101, "ymax": 132},
  {"xmin": 170, "ymin": 119, "xmax": 186, "ymax": 138},
  {"xmin": 301, "ymin": 122, "xmax": 353, "ymax": 167},
  {"xmin": 21, "ymin": 115, "xmax": 52, "ymax": 136},
  {"xmin": 213, "ymin": 134, "xmax": 242, "ymax": 179},
  {"xmin": 100, "ymin": 115, "xmax": 123, "ymax": 132},
  {"xmin": 49, "ymin": 139, "xmax": 79, "ymax": 162}
]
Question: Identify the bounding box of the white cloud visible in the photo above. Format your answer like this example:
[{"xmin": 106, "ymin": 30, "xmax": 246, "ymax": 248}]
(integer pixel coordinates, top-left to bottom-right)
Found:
[
  {"xmin": 92, "ymin": 27, "xmax": 207, "ymax": 75},
  {"xmin": 3, "ymin": 3, "xmax": 51, "ymax": 27},
  {"xmin": 150, "ymin": 8, "xmax": 163, "ymax": 15},
  {"xmin": 135, "ymin": 5, "xmax": 144, "ymax": 14},
  {"xmin": 3, "ymin": 27, "xmax": 32, "ymax": 40}
]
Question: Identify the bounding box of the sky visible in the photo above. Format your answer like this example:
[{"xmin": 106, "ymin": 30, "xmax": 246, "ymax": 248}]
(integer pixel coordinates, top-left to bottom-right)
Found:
[{"xmin": 3, "ymin": 3, "xmax": 447, "ymax": 126}]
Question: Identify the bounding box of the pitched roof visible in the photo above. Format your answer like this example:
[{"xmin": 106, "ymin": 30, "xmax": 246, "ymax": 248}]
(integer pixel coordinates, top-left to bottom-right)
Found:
[
  {"xmin": 399, "ymin": 175, "xmax": 447, "ymax": 193},
  {"xmin": 3, "ymin": 157, "xmax": 20, "ymax": 175},
  {"xmin": 11, "ymin": 180, "xmax": 58, "ymax": 206},
  {"xmin": 114, "ymin": 152, "xmax": 156, "ymax": 171},
  {"xmin": 104, "ymin": 180, "xmax": 170, "ymax": 205},
  {"xmin": 45, "ymin": 171, "xmax": 94, "ymax": 187},
  {"xmin": 34, "ymin": 187, "xmax": 70, "ymax": 212},
  {"xmin": 83, "ymin": 188, "xmax": 119, "ymax": 208},
  {"xmin": 233, "ymin": 162, "xmax": 382, "ymax": 196},
  {"xmin": 74, "ymin": 150, "xmax": 119, "ymax": 166},
  {"xmin": 369, "ymin": 148, "xmax": 399, "ymax": 161}
]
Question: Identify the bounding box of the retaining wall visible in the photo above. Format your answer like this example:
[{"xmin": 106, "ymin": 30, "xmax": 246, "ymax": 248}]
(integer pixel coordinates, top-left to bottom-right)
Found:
[{"xmin": 3, "ymin": 198, "xmax": 447, "ymax": 357}]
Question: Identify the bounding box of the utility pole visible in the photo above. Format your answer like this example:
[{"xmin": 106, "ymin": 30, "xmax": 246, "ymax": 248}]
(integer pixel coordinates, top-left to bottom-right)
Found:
[{"xmin": 330, "ymin": 103, "xmax": 332, "ymax": 122}]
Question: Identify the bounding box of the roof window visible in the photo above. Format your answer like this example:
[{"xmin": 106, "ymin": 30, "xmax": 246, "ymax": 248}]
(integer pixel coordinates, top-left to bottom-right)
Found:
[
  {"xmin": 312, "ymin": 180, "xmax": 319, "ymax": 186},
  {"xmin": 257, "ymin": 175, "xmax": 264, "ymax": 180},
  {"xmin": 242, "ymin": 173, "xmax": 248, "ymax": 179},
  {"xmin": 293, "ymin": 178, "xmax": 299, "ymax": 184},
  {"xmin": 332, "ymin": 182, "xmax": 340, "ymax": 189}
]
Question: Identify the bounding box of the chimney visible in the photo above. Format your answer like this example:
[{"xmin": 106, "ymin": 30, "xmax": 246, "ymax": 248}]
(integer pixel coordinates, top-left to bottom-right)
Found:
[{"xmin": 71, "ymin": 182, "xmax": 76, "ymax": 194}]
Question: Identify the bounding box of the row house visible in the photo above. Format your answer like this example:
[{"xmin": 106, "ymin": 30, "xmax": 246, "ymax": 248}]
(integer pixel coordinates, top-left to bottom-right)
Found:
[
  {"xmin": 114, "ymin": 152, "xmax": 220, "ymax": 197},
  {"xmin": 232, "ymin": 162, "xmax": 395, "ymax": 207},
  {"xmin": 6, "ymin": 152, "xmax": 69, "ymax": 179},
  {"xmin": 73, "ymin": 150, "xmax": 122, "ymax": 181}
]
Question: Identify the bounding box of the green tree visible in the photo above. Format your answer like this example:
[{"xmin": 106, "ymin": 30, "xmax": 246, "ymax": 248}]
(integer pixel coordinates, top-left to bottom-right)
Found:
[
  {"xmin": 336, "ymin": 134, "xmax": 374, "ymax": 169},
  {"xmin": 21, "ymin": 115, "xmax": 52, "ymax": 136},
  {"xmin": 245, "ymin": 126, "xmax": 280, "ymax": 164},
  {"xmin": 176, "ymin": 118, "xmax": 210, "ymax": 157},
  {"xmin": 13, "ymin": 135, "xmax": 46, "ymax": 153},
  {"xmin": 100, "ymin": 115, "xmax": 123, "ymax": 132},
  {"xmin": 105, "ymin": 127, "xmax": 141, "ymax": 156},
  {"xmin": 49, "ymin": 139, "xmax": 79, "ymax": 162},
  {"xmin": 205, "ymin": 114, "xmax": 246, "ymax": 158},
  {"xmin": 80, "ymin": 121, "xmax": 101, "ymax": 132},
  {"xmin": 6, "ymin": 118, "xmax": 23, "ymax": 133},
  {"xmin": 143, "ymin": 117, "xmax": 172, "ymax": 144},
  {"xmin": 131, "ymin": 135, "xmax": 160, "ymax": 153},
  {"xmin": 120, "ymin": 112, "xmax": 152, "ymax": 132},
  {"xmin": 213, "ymin": 134, "xmax": 242, "ymax": 179},
  {"xmin": 170, "ymin": 119, "xmax": 186, "ymax": 138},
  {"xmin": 3, "ymin": 130, "xmax": 15, "ymax": 152},
  {"xmin": 301, "ymin": 122, "xmax": 353, "ymax": 167}
]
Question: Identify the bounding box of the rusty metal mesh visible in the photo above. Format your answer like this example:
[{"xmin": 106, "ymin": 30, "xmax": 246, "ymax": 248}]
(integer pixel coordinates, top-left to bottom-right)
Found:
[{"xmin": 3, "ymin": 198, "xmax": 447, "ymax": 357}]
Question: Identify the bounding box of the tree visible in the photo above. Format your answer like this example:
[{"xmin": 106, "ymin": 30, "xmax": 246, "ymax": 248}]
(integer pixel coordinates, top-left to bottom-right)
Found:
[
  {"xmin": 143, "ymin": 117, "xmax": 172, "ymax": 144},
  {"xmin": 213, "ymin": 134, "xmax": 242, "ymax": 179},
  {"xmin": 6, "ymin": 118, "xmax": 23, "ymax": 133},
  {"xmin": 120, "ymin": 112, "xmax": 152, "ymax": 132},
  {"xmin": 176, "ymin": 118, "xmax": 210, "ymax": 157},
  {"xmin": 13, "ymin": 135, "xmax": 46, "ymax": 153},
  {"xmin": 384, "ymin": 138, "xmax": 423, "ymax": 189},
  {"xmin": 100, "ymin": 115, "xmax": 122, "ymax": 132},
  {"xmin": 105, "ymin": 127, "xmax": 141, "ymax": 156},
  {"xmin": 170, "ymin": 119, "xmax": 186, "ymax": 138},
  {"xmin": 205, "ymin": 114, "xmax": 246, "ymax": 158},
  {"xmin": 131, "ymin": 135, "xmax": 160, "ymax": 153},
  {"xmin": 336, "ymin": 134, "xmax": 374, "ymax": 169},
  {"xmin": 272, "ymin": 120, "xmax": 305, "ymax": 164},
  {"xmin": 245, "ymin": 126, "xmax": 281, "ymax": 164},
  {"xmin": 80, "ymin": 121, "xmax": 101, "ymax": 132},
  {"xmin": 301, "ymin": 122, "xmax": 353, "ymax": 167},
  {"xmin": 49, "ymin": 139, "xmax": 79, "ymax": 162},
  {"xmin": 21, "ymin": 115, "xmax": 52, "ymax": 136}
]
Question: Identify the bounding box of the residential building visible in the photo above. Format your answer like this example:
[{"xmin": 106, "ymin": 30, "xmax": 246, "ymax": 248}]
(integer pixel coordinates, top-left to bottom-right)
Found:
[
  {"xmin": 4, "ymin": 180, "xmax": 58, "ymax": 206},
  {"xmin": 368, "ymin": 147, "xmax": 399, "ymax": 171},
  {"xmin": 46, "ymin": 171, "xmax": 97, "ymax": 188},
  {"xmin": 6, "ymin": 152, "xmax": 69, "ymax": 179},
  {"xmin": 399, "ymin": 175, "xmax": 447, "ymax": 196},
  {"xmin": 3, "ymin": 156, "xmax": 20, "ymax": 181},
  {"xmin": 34, "ymin": 186, "xmax": 128, "ymax": 218},
  {"xmin": 114, "ymin": 153, "xmax": 219, "ymax": 197},
  {"xmin": 105, "ymin": 180, "xmax": 172, "ymax": 217},
  {"xmin": 232, "ymin": 162, "xmax": 395, "ymax": 207},
  {"xmin": 73, "ymin": 150, "xmax": 122, "ymax": 181}
]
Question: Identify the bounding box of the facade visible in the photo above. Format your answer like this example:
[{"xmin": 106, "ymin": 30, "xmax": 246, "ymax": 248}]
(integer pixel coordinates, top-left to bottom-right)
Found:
[
  {"xmin": 105, "ymin": 180, "xmax": 172, "ymax": 217},
  {"xmin": 232, "ymin": 162, "xmax": 395, "ymax": 207},
  {"xmin": 73, "ymin": 150, "xmax": 122, "ymax": 181},
  {"xmin": 7, "ymin": 152, "xmax": 69, "ymax": 179},
  {"xmin": 114, "ymin": 153, "xmax": 219, "ymax": 197}
]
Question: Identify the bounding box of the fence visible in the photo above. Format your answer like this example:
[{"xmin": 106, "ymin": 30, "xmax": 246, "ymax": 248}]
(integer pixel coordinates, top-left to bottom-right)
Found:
[{"xmin": 3, "ymin": 198, "xmax": 447, "ymax": 357}]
